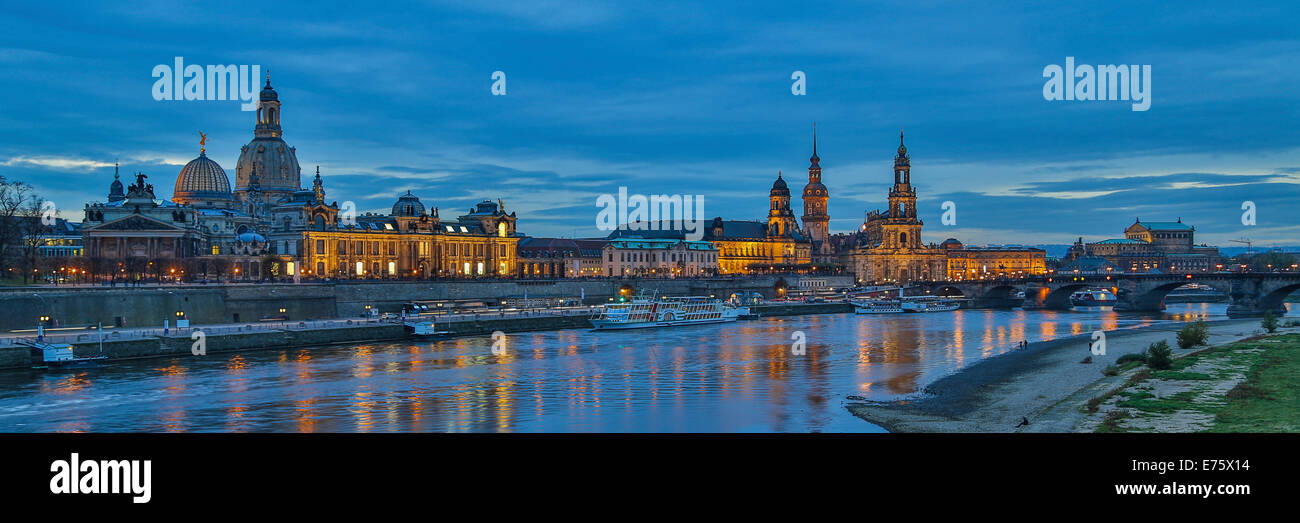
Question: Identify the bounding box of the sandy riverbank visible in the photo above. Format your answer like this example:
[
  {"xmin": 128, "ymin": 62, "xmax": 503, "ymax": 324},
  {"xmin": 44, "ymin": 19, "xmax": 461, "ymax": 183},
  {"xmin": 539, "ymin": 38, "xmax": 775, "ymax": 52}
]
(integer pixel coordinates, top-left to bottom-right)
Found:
[{"xmin": 847, "ymin": 318, "xmax": 1278, "ymax": 432}]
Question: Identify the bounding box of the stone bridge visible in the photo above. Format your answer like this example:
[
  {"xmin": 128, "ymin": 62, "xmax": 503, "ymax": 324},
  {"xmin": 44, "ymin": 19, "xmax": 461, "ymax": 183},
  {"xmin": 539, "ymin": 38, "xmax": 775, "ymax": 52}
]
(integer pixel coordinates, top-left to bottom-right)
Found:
[{"xmin": 913, "ymin": 273, "xmax": 1300, "ymax": 317}]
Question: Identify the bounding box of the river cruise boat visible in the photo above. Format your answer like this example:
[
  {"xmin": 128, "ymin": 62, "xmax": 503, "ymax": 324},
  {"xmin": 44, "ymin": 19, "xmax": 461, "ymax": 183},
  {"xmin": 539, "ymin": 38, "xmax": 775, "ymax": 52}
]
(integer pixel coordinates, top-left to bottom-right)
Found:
[
  {"xmin": 900, "ymin": 296, "xmax": 961, "ymax": 313},
  {"xmin": 853, "ymin": 299, "xmax": 904, "ymax": 314},
  {"xmin": 591, "ymin": 293, "xmax": 745, "ymax": 330},
  {"xmin": 1069, "ymin": 289, "xmax": 1117, "ymax": 306}
]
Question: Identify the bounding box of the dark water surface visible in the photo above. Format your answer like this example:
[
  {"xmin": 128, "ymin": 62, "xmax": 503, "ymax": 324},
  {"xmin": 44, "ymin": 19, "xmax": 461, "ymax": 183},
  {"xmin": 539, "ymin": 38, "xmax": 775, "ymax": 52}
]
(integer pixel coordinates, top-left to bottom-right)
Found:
[{"xmin": 0, "ymin": 302, "xmax": 1287, "ymax": 432}]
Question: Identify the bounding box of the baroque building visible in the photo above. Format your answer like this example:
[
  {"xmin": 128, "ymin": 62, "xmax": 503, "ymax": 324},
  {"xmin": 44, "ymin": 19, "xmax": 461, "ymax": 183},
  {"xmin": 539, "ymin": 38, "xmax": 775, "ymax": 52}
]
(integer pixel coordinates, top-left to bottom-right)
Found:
[
  {"xmin": 848, "ymin": 132, "xmax": 948, "ymax": 282},
  {"xmin": 845, "ymin": 131, "xmax": 1045, "ymax": 283},
  {"xmin": 81, "ymin": 78, "xmax": 520, "ymax": 281},
  {"xmin": 1082, "ymin": 218, "xmax": 1220, "ymax": 273}
]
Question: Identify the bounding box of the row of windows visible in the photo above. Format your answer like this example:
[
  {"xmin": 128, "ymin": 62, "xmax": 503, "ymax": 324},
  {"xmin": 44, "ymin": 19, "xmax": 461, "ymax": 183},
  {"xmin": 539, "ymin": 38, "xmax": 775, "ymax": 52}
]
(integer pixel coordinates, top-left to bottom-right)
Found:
[
  {"xmin": 313, "ymin": 239, "xmax": 509, "ymax": 257},
  {"xmin": 610, "ymin": 251, "xmax": 717, "ymax": 263}
]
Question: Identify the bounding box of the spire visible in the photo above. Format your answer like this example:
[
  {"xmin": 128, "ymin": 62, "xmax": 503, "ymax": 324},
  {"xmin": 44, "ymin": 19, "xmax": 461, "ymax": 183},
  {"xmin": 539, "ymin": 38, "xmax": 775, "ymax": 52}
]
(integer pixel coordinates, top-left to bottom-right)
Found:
[
  {"xmin": 114, "ymin": 159, "xmax": 119, "ymax": 179},
  {"xmin": 265, "ymin": 69, "xmax": 271, "ymax": 88},
  {"xmin": 312, "ymin": 166, "xmax": 325, "ymax": 203},
  {"xmin": 809, "ymin": 122, "xmax": 820, "ymax": 167}
]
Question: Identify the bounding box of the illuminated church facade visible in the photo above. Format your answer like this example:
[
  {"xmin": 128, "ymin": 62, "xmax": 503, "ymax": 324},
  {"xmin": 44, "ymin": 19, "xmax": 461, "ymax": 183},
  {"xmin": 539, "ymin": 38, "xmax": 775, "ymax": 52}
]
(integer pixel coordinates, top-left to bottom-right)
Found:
[{"xmin": 81, "ymin": 77, "xmax": 518, "ymax": 280}]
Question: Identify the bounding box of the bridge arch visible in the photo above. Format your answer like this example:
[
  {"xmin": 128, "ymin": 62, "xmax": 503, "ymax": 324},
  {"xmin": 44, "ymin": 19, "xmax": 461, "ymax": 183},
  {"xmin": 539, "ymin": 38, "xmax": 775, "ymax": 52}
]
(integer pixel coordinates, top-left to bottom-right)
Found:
[
  {"xmin": 1259, "ymin": 282, "xmax": 1300, "ymax": 313},
  {"xmin": 981, "ymin": 284, "xmax": 1021, "ymax": 300},
  {"xmin": 934, "ymin": 285, "xmax": 966, "ymax": 298},
  {"xmin": 1041, "ymin": 283, "xmax": 1091, "ymax": 309},
  {"xmin": 1121, "ymin": 281, "xmax": 1189, "ymax": 311}
]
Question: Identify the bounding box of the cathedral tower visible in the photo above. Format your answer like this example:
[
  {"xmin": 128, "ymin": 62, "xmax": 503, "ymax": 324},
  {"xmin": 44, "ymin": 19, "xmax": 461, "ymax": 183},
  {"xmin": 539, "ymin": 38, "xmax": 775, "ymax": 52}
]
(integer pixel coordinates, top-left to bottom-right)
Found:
[
  {"xmin": 883, "ymin": 130, "xmax": 922, "ymax": 249},
  {"xmin": 801, "ymin": 123, "xmax": 829, "ymax": 245},
  {"xmin": 768, "ymin": 171, "xmax": 798, "ymax": 238}
]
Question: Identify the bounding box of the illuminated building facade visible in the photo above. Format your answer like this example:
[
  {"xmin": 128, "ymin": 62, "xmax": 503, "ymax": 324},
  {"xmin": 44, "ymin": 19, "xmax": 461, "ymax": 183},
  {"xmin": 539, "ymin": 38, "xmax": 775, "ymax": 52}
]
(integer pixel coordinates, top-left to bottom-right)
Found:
[
  {"xmin": 941, "ymin": 239, "xmax": 1047, "ymax": 280},
  {"xmin": 602, "ymin": 238, "xmax": 718, "ymax": 277}
]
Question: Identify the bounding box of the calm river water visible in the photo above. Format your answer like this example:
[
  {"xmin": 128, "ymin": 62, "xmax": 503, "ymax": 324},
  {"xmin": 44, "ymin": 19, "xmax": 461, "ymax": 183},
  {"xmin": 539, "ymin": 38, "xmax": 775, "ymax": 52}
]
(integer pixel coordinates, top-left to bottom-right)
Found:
[{"xmin": 0, "ymin": 303, "xmax": 1290, "ymax": 433}]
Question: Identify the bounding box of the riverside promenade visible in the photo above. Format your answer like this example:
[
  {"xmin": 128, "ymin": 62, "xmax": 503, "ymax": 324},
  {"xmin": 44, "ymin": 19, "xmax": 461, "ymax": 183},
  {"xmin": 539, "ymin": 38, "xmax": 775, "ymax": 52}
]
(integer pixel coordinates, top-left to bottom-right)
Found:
[
  {"xmin": 0, "ymin": 301, "xmax": 849, "ymax": 369},
  {"xmin": 0, "ymin": 308, "xmax": 600, "ymax": 370}
]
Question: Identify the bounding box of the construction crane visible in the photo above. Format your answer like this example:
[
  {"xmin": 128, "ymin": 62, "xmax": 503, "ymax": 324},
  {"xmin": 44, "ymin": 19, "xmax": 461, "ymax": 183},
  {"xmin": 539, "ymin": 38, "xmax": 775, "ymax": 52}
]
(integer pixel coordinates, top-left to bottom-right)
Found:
[{"xmin": 1230, "ymin": 238, "xmax": 1254, "ymax": 256}]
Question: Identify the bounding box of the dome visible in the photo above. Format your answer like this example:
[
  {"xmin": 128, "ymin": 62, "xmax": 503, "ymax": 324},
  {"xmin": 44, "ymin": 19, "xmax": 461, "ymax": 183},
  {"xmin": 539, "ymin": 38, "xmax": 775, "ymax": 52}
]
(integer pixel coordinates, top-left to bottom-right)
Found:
[
  {"xmin": 108, "ymin": 173, "xmax": 125, "ymax": 202},
  {"xmin": 392, "ymin": 191, "xmax": 426, "ymax": 216},
  {"xmin": 235, "ymin": 137, "xmax": 301, "ymax": 193},
  {"xmin": 940, "ymin": 238, "xmax": 963, "ymax": 250},
  {"xmin": 236, "ymin": 231, "xmax": 266, "ymax": 243},
  {"xmin": 173, "ymin": 152, "xmax": 232, "ymax": 203},
  {"xmin": 769, "ymin": 172, "xmax": 789, "ymax": 197}
]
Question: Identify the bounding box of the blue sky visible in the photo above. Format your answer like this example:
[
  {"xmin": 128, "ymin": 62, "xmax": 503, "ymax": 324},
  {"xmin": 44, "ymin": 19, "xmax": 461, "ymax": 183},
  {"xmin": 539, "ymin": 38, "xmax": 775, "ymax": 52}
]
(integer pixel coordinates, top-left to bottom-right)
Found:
[{"xmin": 1, "ymin": 1, "xmax": 1298, "ymax": 248}]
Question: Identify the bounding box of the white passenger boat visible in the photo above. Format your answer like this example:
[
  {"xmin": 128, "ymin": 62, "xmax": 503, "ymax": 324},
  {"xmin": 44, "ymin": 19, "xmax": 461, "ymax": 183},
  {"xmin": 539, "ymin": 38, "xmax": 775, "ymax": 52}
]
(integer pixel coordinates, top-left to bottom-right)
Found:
[
  {"xmin": 591, "ymin": 293, "xmax": 742, "ymax": 330},
  {"xmin": 853, "ymin": 299, "xmax": 904, "ymax": 314},
  {"xmin": 900, "ymin": 296, "xmax": 961, "ymax": 313}
]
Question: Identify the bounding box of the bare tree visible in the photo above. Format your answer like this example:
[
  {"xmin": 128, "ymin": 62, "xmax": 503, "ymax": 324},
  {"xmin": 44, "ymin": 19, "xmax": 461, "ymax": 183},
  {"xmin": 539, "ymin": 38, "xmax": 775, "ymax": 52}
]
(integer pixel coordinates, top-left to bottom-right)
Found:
[
  {"xmin": 18, "ymin": 196, "xmax": 48, "ymax": 284},
  {"xmin": 0, "ymin": 177, "xmax": 41, "ymax": 279}
]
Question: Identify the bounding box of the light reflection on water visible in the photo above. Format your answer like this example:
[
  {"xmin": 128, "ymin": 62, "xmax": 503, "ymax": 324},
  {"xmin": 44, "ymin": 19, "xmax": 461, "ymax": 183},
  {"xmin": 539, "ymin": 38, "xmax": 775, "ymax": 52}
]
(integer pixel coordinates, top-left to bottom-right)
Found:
[{"xmin": 0, "ymin": 302, "xmax": 1287, "ymax": 433}]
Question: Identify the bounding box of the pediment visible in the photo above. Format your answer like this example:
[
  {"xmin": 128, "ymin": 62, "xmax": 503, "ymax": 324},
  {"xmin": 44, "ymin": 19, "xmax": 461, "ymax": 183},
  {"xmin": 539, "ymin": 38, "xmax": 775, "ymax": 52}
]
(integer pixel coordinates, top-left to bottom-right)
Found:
[{"xmin": 90, "ymin": 214, "xmax": 185, "ymax": 232}]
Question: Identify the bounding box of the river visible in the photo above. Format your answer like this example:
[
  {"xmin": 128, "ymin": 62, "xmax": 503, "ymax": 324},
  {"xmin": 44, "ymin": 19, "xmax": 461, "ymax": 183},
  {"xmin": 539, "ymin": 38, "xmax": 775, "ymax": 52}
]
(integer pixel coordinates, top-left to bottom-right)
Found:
[{"xmin": 0, "ymin": 302, "xmax": 1290, "ymax": 432}]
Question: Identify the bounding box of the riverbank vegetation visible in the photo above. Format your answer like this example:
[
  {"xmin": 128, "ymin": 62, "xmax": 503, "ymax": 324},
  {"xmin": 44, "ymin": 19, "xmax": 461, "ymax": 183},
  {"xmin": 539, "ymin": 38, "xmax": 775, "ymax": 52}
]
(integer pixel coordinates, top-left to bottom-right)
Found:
[{"xmin": 1081, "ymin": 333, "xmax": 1300, "ymax": 433}]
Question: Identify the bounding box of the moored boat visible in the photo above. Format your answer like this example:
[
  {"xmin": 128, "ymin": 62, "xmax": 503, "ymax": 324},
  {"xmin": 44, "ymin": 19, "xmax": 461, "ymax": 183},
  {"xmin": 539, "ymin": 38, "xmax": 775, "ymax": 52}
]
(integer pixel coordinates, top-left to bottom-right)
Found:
[
  {"xmin": 853, "ymin": 299, "xmax": 904, "ymax": 314},
  {"xmin": 1070, "ymin": 289, "xmax": 1117, "ymax": 307},
  {"xmin": 591, "ymin": 293, "xmax": 742, "ymax": 330},
  {"xmin": 900, "ymin": 297, "xmax": 961, "ymax": 313}
]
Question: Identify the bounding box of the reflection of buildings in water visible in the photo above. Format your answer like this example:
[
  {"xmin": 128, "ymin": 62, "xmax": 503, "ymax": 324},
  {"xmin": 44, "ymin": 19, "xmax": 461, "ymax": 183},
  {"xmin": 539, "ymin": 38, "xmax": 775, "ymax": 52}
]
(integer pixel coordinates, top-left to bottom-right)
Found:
[
  {"xmin": 351, "ymin": 391, "xmax": 376, "ymax": 431},
  {"xmin": 47, "ymin": 371, "xmax": 92, "ymax": 395},
  {"xmin": 223, "ymin": 355, "xmax": 251, "ymax": 431},
  {"xmin": 878, "ymin": 320, "xmax": 924, "ymax": 394},
  {"xmin": 884, "ymin": 371, "xmax": 922, "ymax": 395},
  {"xmin": 295, "ymin": 398, "xmax": 317, "ymax": 433},
  {"xmin": 1040, "ymin": 320, "xmax": 1057, "ymax": 341},
  {"xmin": 226, "ymin": 354, "xmax": 248, "ymax": 372}
]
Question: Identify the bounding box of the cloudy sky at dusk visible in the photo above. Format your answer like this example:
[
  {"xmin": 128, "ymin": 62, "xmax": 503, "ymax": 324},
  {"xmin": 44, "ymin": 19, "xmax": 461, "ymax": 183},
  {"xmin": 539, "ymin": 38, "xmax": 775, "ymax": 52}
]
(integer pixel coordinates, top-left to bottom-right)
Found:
[{"xmin": 1, "ymin": 1, "xmax": 1297, "ymax": 249}]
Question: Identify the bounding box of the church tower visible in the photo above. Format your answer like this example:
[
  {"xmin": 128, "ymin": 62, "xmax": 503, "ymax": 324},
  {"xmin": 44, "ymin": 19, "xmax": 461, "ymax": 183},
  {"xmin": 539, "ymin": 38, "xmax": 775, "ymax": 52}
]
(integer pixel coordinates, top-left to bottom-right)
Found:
[
  {"xmin": 768, "ymin": 171, "xmax": 798, "ymax": 238},
  {"xmin": 883, "ymin": 130, "xmax": 922, "ymax": 249},
  {"xmin": 801, "ymin": 123, "xmax": 829, "ymax": 245},
  {"xmin": 234, "ymin": 72, "xmax": 302, "ymax": 210}
]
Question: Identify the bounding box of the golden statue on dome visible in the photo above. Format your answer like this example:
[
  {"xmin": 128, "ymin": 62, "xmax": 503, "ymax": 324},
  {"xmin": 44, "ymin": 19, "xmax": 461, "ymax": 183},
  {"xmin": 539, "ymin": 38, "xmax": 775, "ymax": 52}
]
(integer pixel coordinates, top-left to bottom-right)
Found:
[{"xmin": 199, "ymin": 131, "xmax": 207, "ymax": 154}]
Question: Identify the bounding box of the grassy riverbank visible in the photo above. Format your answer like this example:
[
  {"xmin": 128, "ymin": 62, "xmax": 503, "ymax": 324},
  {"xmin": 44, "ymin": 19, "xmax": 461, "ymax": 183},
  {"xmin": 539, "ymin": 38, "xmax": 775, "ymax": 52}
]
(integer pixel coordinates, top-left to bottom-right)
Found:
[
  {"xmin": 846, "ymin": 318, "xmax": 1282, "ymax": 432},
  {"xmin": 1079, "ymin": 332, "xmax": 1300, "ymax": 433}
]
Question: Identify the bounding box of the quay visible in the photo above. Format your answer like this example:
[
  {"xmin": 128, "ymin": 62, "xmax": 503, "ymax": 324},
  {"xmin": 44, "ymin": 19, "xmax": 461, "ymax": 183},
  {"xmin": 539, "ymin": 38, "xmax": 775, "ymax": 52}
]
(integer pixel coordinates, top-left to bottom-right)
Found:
[{"xmin": 0, "ymin": 299, "xmax": 852, "ymax": 370}]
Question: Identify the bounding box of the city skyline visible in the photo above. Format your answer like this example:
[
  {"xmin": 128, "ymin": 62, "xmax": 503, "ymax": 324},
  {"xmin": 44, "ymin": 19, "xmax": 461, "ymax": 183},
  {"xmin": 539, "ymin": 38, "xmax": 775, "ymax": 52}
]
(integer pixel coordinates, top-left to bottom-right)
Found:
[{"xmin": 2, "ymin": 1, "xmax": 1298, "ymax": 247}]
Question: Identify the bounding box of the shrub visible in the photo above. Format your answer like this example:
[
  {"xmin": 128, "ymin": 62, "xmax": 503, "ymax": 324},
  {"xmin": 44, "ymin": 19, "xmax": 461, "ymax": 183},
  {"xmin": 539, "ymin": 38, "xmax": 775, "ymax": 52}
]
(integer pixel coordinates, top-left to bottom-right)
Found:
[
  {"xmin": 1262, "ymin": 311, "xmax": 1279, "ymax": 333},
  {"xmin": 1116, "ymin": 352, "xmax": 1147, "ymax": 365},
  {"xmin": 1102, "ymin": 365, "xmax": 1120, "ymax": 376},
  {"xmin": 1146, "ymin": 340, "xmax": 1173, "ymax": 370},
  {"xmin": 1176, "ymin": 321, "xmax": 1210, "ymax": 349}
]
